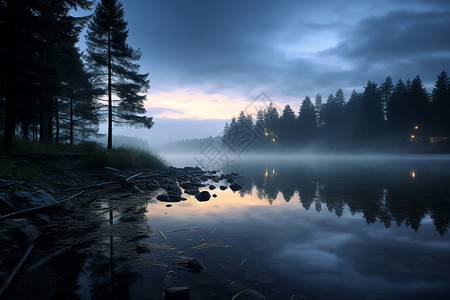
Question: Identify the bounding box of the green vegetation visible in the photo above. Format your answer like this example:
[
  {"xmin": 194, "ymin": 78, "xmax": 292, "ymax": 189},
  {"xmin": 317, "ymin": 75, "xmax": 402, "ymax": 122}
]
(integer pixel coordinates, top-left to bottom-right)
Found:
[{"xmin": 0, "ymin": 138, "xmax": 167, "ymax": 183}]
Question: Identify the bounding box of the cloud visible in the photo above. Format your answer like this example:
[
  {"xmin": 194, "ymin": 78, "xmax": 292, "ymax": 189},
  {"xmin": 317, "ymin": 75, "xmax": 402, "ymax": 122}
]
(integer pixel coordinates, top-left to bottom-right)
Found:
[{"xmin": 119, "ymin": 0, "xmax": 450, "ymax": 120}]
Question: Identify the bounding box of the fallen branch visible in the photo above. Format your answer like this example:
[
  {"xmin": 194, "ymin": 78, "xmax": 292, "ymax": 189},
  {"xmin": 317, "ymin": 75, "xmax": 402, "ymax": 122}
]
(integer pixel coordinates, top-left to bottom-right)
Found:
[
  {"xmin": 165, "ymin": 226, "xmax": 200, "ymax": 233},
  {"xmin": 26, "ymin": 246, "xmax": 72, "ymax": 273},
  {"xmin": 191, "ymin": 242, "xmax": 223, "ymax": 250},
  {"xmin": 0, "ymin": 191, "xmax": 84, "ymax": 220},
  {"xmin": 125, "ymin": 173, "xmax": 144, "ymax": 182},
  {"xmin": 63, "ymin": 181, "xmax": 118, "ymax": 192},
  {"xmin": 158, "ymin": 229, "xmax": 167, "ymax": 241},
  {"xmin": 240, "ymin": 258, "xmax": 248, "ymax": 266},
  {"xmin": 0, "ymin": 243, "xmax": 35, "ymax": 297}
]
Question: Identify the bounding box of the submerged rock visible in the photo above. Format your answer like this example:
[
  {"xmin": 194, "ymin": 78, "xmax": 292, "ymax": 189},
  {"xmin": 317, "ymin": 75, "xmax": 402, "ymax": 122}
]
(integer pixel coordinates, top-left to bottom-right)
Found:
[
  {"xmin": 209, "ymin": 185, "xmax": 216, "ymax": 190},
  {"xmin": 195, "ymin": 191, "xmax": 211, "ymax": 202},
  {"xmin": 219, "ymin": 185, "xmax": 227, "ymax": 190},
  {"xmin": 232, "ymin": 289, "xmax": 266, "ymax": 300},
  {"xmin": 164, "ymin": 286, "xmax": 189, "ymax": 300},
  {"xmin": 290, "ymin": 295, "xmax": 308, "ymax": 300},
  {"xmin": 187, "ymin": 258, "xmax": 204, "ymax": 273},
  {"xmin": 167, "ymin": 184, "xmax": 182, "ymax": 195}
]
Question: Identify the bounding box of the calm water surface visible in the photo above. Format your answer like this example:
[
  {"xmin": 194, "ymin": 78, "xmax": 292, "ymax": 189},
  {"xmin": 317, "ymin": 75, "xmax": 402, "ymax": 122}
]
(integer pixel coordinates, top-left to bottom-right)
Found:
[{"xmin": 75, "ymin": 155, "xmax": 450, "ymax": 300}]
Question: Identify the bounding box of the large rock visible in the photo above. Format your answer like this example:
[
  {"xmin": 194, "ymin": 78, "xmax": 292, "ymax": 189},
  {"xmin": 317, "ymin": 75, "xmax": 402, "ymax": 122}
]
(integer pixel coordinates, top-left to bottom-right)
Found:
[
  {"xmin": 195, "ymin": 191, "xmax": 211, "ymax": 202},
  {"xmin": 157, "ymin": 194, "xmax": 186, "ymax": 202},
  {"xmin": 232, "ymin": 289, "xmax": 266, "ymax": 300},
  {"xmin": 21, "ymin": 190, "xmax": 56, "ymax": 208},
  {"xmin": 167, "ymin": 184, "xmax": 182, "ymax": 195},
  {"xmin": 164, "ymin": 286, "xmax": 189, "ymax": 300}
]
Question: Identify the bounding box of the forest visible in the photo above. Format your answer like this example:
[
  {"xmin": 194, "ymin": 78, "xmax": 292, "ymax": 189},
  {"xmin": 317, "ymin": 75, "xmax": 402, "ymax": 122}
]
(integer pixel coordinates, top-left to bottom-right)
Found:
[
  {"xmin": 223, "ymin": 73, "xmax": 450, "ymax": 152},
  {"xmin": 0, "ymin": 0, "xmax": 152, "ymax": 151}
]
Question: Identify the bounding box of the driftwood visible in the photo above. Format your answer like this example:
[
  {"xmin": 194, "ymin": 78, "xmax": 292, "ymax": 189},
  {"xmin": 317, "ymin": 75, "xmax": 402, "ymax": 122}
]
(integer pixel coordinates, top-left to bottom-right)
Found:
[
  {"xmin": 125, "ymin": 173, "xmax": 144, "ymax": 182},
  {"xmin": 63, "ymin": 172, "xmax": 144, "ymax": 192},
  {"xmin": 240, "ymin": 258, "xmax": 248, "ymax": 266},
  {"xmin": 26, "ymin": 246, "xmax": 72, "ymax": 272},
  {"xmin": 0, "ymin": 191, "xmax": 84, "ymax": 221},
  {"xmin": 165, "ymin": 226, "xmax": 200, "ymax": 233},
  {"xmin": 158, "ymin": 229, "xmax": 167, "ymax": 241},
  {"xmin": 63, "ymin": 181, "xmax": 118, "ymax": 192},
  {"xmin": 0, "ymin": 243, "xmax": 35, "ymax": 297},
  {"xmin": 191, "ymin": 242, "xmax": 223, "ymax": 250}
]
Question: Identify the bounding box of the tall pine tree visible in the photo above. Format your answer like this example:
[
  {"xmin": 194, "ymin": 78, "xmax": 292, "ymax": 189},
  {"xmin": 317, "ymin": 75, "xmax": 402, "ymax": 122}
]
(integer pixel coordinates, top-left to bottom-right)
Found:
[{"xmin": 85, "ymin": 0, "xmax": 152, "ymax": 149}]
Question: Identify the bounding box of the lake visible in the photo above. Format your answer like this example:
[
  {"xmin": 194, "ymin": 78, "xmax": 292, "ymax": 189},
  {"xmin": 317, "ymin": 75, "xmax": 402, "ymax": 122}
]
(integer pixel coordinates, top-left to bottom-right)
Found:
[{"xmin": 61, "ymin": 155, "xmax": 450, "ymax": 299}]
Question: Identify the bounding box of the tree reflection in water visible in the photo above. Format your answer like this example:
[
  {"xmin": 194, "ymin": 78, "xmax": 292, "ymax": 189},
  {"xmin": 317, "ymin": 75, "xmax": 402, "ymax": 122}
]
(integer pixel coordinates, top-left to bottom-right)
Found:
[{"xmin": 231, "ymin": 157, "xmax": 450, "ymax": 235}]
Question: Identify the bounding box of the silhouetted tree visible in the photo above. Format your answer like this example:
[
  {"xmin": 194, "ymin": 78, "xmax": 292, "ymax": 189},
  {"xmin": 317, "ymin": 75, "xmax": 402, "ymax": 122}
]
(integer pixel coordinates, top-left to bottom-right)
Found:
[
  {"xmin": 85, "ymin": 0, "xmax": 152, "ymax": 149},
  {"xmin": 431, "ymin": 71, "xmax": 450, "ymax": 138},
  {"xmin": 380, "ymin": 76, "xmax": 393, "ymax": 120},
  {"xmin": 279, "ymin": 104, "xmax": 296, "ymax": 144},
  {"xmin": 298, "ymin": 96, "xmax": 316, "ymax": 144}
]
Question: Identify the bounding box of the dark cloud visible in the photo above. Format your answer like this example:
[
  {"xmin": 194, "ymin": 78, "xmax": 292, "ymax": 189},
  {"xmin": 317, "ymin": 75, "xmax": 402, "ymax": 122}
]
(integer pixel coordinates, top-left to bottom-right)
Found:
[{"xmin": 120, "ymin": 0, "xmax": 450, "ymax": 105}]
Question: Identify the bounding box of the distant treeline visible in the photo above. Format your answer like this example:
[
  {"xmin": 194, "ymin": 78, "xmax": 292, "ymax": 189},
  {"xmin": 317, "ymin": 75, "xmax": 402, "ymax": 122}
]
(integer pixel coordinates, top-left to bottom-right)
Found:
[
  {"xmin": 223, "ymin": 72, "xmax": 450, "ymax": 152},
  {"xmin": 0, "ymin": 0, "xmax": 151, "ymax": 150}
]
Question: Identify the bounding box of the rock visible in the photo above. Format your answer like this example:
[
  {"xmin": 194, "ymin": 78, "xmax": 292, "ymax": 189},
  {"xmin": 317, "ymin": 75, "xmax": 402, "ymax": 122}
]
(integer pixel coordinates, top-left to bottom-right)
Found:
[
  {"xmin": 208, "ymin": 185, "xmax": 216, "ymax": 190},
  {"xmin": 0, "ymin": 193, "xmax": 16, "ymax": 210},
  {"xmin": 232, "ymin": 289, "xmax": 265, "ymax": 300},
  {"xmin": 227, "ymin": 178, "xmax": 234, "ymax": 183},
  {"xmin": 164, "ymin": 286, "xmax": 189, "ymax": 300},
  {"xmin": 219, "ymin": 185, "xmax": 227, "ymax": 190},
  {"xmin": 230, "ymin": 183, "xmax": 244, "ymax": 191},
  {"xmin": 3, "ymin": 218, "xmax": 30, "ymax": 228},
  {"xmin": 187, "ymin": 258, "xmax": 204, "ymax": 273},
  {"xmin": 32, "ymin": 214, "xmax": 51, "ymax": 225},
  {"xmin": 19, "ymin": 224, "xmax": 41, "ymax": 243},
  {"xmin": 167, "ymin": 184, "xmax": 182, "ymax": 195},
  {"xmin": 195, "ymin": 191, "xmax": 211, "ymax": 202},
  {"xmin": 212, "ymin": 194, "xmax": 217, "ymax": 198},
  {"xmin": 190, "ymin": 177, "xmax": 202, "ymax": 184},
  {"xmin": 166, "ymin": 204, "xmax": 173, "ymax": 207},
  {"xmin": 184, "ymin": 188, "xmax": 199, "ymax": 195},
  {"xmin": 24, "ymin": 190, "xmax": 56, "ymax": 207},
  {"xmin": 157, "ymin": 194, "xmax": 186, "ymax": 202},
  {"xmin": 14, "ymin": 191, "xmax": 32, "ymax": 200},
  {"xmin": 290, "ymin": 295, "xmax": 308, "ymax": 300},
  {"xmin": 228, "ymin": 281, "xmax": 246, "ymax": 294}
]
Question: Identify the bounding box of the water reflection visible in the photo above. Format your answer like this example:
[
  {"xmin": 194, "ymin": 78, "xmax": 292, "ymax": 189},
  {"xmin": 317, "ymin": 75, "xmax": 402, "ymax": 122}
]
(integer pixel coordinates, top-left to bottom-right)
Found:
[{"xmin": 230, "ymin": 158, "xmax": 450, "ymax": 235}]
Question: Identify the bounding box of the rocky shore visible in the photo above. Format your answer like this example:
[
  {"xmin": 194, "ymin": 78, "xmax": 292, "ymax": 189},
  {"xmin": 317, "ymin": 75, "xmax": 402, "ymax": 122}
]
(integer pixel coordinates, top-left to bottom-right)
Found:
[{"xmin": 0, "ymin": 165, "xmax": 260, "ymax": 299}]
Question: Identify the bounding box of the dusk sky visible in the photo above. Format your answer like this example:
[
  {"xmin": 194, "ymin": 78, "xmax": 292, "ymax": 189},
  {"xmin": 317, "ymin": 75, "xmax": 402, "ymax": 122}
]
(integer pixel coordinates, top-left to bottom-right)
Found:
[{"xmin": 84, "ymin": 0, "xmax": 450, "ymax": 145}]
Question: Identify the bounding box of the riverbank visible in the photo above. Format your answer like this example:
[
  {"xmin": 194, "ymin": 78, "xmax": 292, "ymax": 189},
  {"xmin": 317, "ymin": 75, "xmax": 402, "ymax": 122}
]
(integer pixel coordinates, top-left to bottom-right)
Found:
[{"xmin": 0, "ymin": 157, "xmax": 246, "ymax": 299}]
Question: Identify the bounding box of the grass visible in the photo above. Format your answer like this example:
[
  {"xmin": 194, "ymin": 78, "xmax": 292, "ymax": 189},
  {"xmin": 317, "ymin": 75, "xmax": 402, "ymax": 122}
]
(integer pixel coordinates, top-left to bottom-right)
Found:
[{"xmin": 0, "ymin": 138, "xmax": 168, "ymax": 182}]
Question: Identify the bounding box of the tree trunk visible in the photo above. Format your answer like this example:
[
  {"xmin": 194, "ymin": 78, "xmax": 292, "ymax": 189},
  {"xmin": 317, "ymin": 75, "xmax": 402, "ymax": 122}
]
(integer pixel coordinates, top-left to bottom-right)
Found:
[
  {"xmin": 39, "ymin": 102, "xmax": 47, "ymax": 141},
  {"xmin": 55, "ymin": 97, "xmax": 59, "ymax": 142},
  {"xmin": 4, "ymin": 0, "xmax": 17, "ymax": 151},
  {"xmin": 47, "ymin": 97, "xmax": 53, "ymax": 142},
  {"xmin": 70, "ymin": 96, "xmax": 74, "ymax": 145},
  {"xmin": 22, "ymin": 120, "xmax": 29, "ymax": 140},
  {"xmin": 107, "ymin": 27, "xmax": 113, "ymax": 149}
]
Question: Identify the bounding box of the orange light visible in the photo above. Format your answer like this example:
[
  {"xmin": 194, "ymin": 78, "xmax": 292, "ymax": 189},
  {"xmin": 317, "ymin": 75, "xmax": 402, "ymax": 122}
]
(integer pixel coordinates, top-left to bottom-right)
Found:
[
  {"xmin": 265, "ymin": 169, "xmax": 268, "ymax": 177},
  {"xmin": 411, "ymin": 135, "xmax": 415, "ymax": 139},
  {"xmin": 265, "ymin": 132, "xmax": 268, "ymax": 136},
  {"xmin": 410, "ymin": 170, "xmax": 416, "ymax": 178},
  {"xmin": 272, "ymin": 138, "xmax": 275, "ymax": 142},
  {"xmin": 414, "ymin": 125, "xmax": 419, "ymax": 130}
]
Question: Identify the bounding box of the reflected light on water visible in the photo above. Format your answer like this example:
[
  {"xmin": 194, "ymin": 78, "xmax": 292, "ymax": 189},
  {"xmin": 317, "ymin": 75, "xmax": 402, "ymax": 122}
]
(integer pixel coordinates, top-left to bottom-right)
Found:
[{"xmin": 410, "ymin": 170, "xmax": 416, "ymax": 179}]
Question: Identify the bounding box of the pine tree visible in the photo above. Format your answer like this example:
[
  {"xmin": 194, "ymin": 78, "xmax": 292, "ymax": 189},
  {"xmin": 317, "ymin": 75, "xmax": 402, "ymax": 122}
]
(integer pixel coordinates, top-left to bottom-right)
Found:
[
  {"xmin": 85, "ymin": 0, "xmax": 152, "ymax": 149},
  {"xmin": 432, "ymin": 71, "xmax": 450, "ymax": 137},
  {"xmin": 380, "ymin": 76, "xmax": 393, "ymax": 120}
]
